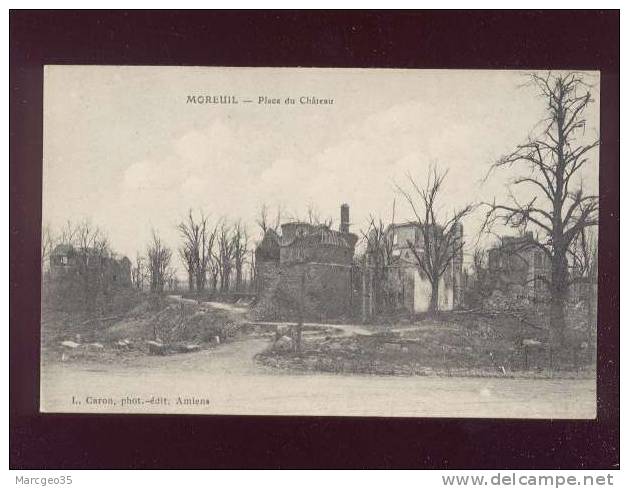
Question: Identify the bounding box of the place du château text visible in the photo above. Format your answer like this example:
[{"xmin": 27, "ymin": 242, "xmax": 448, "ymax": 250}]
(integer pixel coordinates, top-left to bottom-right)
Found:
[{"xmin": 186, "ymin": 95, "xmax": 335, "ymax": 105}]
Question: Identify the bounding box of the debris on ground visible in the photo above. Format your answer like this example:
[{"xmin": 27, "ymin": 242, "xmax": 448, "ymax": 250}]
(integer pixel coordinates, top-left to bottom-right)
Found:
[
  {"xmin": 42, "ymin": 293, "xmax": 250, "ymax": 364},
  {"xmin": 147, "ymin": 340, "xmax": 166, "ymax": 356},
  {"xmin": 256, "ymin": 307, "xmax": 595, "ymax": 379}
]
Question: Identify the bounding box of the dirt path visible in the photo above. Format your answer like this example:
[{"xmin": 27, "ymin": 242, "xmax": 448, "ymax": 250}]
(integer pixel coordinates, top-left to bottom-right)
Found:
[
  {"xmin": 40, "ymin": 297, "xmax": 596, "ymax": 418},
  {"xmin": 245, "ymin": 320, "xmax": 374, "ymax": 337},
  {"xmin": 169, "ymin": 295, "xmax": 374, "ymax": 337},
  {"xmin": 40, "ymin": 332, "xmax": 596, "ymax": 418},
  {"xmin": 167, "ymin": 295, "xmax": 249, "ymax": 316}
]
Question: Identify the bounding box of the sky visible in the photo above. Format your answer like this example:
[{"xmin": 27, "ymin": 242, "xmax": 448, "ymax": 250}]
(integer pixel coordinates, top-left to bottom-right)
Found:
[{"xmin": 43, "ymin": 67, "xmax": 600, "ymax": 273}]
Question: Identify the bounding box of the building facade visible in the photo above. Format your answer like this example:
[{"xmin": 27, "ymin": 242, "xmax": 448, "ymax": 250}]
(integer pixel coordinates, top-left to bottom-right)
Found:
[
  {"xmin": 49, "ymin": 244, "xmax": 132, "ymax": 288},
  {"xmin": 254, "ymin": 204, "xmax": 358, "ymax": 321},
  {"xmin": 486, "ymin": 232, "xmax": 550, "ymax": 300},
  {"xmin": 362, "ymin": 222, "xmax": 464, "ymax": 317}
]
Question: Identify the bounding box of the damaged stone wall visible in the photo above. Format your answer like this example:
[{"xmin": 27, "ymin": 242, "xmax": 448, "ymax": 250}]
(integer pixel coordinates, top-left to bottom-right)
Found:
[
  {"xmin": 254, "ymin": 262, "xmax": 353, "ymax": 321},
  {"xmin": 253, "ymin": 260, "xmax": 282, "ymax": 320}
]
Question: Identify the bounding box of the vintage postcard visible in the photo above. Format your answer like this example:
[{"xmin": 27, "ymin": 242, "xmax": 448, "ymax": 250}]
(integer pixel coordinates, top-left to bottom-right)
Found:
[{"xmin": 40, "ymin": 66, "xmax": 599, "ymax": 417}]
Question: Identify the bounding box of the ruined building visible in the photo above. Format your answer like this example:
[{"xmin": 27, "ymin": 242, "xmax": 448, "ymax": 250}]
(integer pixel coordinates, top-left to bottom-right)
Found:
[
  {"xmin": 487, "ymin": 232, "xmax": 551, "ymax": 300},
  {"xmin": 49, "ymin": 244, "xmax": 132, "ymax": 288},
  {"xmin": 361, "ymin": 222, "xmax": 464, "ymax": 318},
  {"xmin": 254, "ymin": 204, "xmax": 358, "ymax": 321},
  {"xmin": 44, "ymin": 243, "xmax": 132, "ymax": 312}
]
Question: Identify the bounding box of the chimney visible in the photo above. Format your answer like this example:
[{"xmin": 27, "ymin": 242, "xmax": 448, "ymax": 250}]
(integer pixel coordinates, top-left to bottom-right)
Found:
[{"xmin": 340, "ymin": 203, "xmax": 350, "ymax": 233}]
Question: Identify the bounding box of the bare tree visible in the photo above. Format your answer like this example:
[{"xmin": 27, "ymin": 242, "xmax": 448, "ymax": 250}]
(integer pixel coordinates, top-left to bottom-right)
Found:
[
  {"xmin": 569, "ymin": 228, "xmax": 598, "ymax": 284},
  {"xmin": 177, "ymin": 210, "xmax": 217, "ymax": 293},
  {"xmin": 165, "ymin": 266, "xmax": 178, "ymax": 292},
  {"xmin": 306, "ymin": 203, "xmax": 333, "ymax": 228},
  {"xmin": 483, "ymin": 71, "xmax": 599, "ymax": 346},
  {"xmin": 177, "ymin": 210, "xmax": 202, "ymax": 293},
  {"xmin": 43, "ymin": 220, "xmax": 126, "ymax": 313},
  {"xmin": 397, "ymin": 166, "xmax": 473, "ymax": 313},
  {"xmin": 58, "ymin": 220, "xmax": 77, "ymax": 245},
  {"xmin": 232, "ymin": 221, "xmax": 248, "ymax": 291},
  {"xmin": 215, "ymin": 222, "xmax": 235, "ymax": 292},
  {"xmin": 131, "ymin": 252, "xmax": 146, "ymax": 290},
  {"xmin": 209, "ymin": 256, "xmax": 220, "ymax": 292},
  {"xmin": 41, "ymin": 222, "xmax": 56, "ymax": 277},
  {"xmin": 147, "ymin": 230, "xmax": 172, "ymax": 294},
  {"xmin": 361, "ymin": 215, "xmax": 394, "ymax": 313},
  {"xmin": 179, "ymin": 244, "xmax": 196, "ymax": 292},
  {"xmin": 73, "ymin": 220, "xmax": 111, "ymax": 310},
  {"xmin": 198, "ymin": 219, "xmax": 217, "ymax": 293},
  {"xmin": 249, "ymin": 249, "xmax": 256, "ymax": 291},
  {"xmin": 256, "ymin": 203, "xmax": 282, "ymax": 236}
]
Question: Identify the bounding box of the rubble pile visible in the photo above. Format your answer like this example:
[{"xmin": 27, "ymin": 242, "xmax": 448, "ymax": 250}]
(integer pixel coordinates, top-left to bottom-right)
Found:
[
  {"xmin": 256, "ymin": 303, "xmax": 595, "ymax": 378},
  {"xmin": 483, "ymin": 290, "xmax": 531, "ymax": 311},
  {"xmin": 45, "ymin": 296, "xmax": 245, "ymax": 363}
]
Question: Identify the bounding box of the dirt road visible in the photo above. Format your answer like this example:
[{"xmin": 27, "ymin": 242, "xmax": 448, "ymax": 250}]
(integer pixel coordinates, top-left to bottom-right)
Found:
[{"xmin": 41, "ymin": 332, "xmax": 596, "ymax": 418}]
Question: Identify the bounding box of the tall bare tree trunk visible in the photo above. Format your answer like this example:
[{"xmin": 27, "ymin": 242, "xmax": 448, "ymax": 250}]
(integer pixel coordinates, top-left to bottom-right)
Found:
[
  {"xmin": 429, "ymin": 278, "xmax": 439, "ymax": 313},
  {"xmin": 549, "ymin": 253, "xmax": 568, "ymax": 346},
  {"xmin": 235, "ymin": 268, "xmax": 242, "ymax": 292},
  {"xmin": 196, "ymin": 271, "xmax": 204, "ymax": 293},
  {"xmin": 188, "ymin": 272, "xmax": 195, "ymax": 292},
  {"xmin": 484, "ymin": 73, "xmax": 599, "ymax": 352}
]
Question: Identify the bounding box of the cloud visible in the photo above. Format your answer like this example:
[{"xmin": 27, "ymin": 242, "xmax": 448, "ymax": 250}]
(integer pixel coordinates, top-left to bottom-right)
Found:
[{"xmin": 43, "ymin": 68, "xmax": 600, "ymax": 267}]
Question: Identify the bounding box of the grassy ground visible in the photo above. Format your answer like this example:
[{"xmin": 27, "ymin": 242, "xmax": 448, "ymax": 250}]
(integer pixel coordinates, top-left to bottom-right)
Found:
[{"xmin": 255, "ymin": 308, "xmax": 596, "ymax": 379}]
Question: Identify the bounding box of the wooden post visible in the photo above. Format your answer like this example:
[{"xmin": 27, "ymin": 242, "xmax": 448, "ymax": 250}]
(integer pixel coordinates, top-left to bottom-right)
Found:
[{"xmin": 361, "ymin": 254, "xmax": 368, "ymax": 323}]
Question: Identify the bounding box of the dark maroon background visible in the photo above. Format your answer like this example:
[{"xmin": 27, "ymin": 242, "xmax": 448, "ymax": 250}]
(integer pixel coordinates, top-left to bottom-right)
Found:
[{"xmin": 10, "ymin": 10, "xmax": 619, "ymax": 469}]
